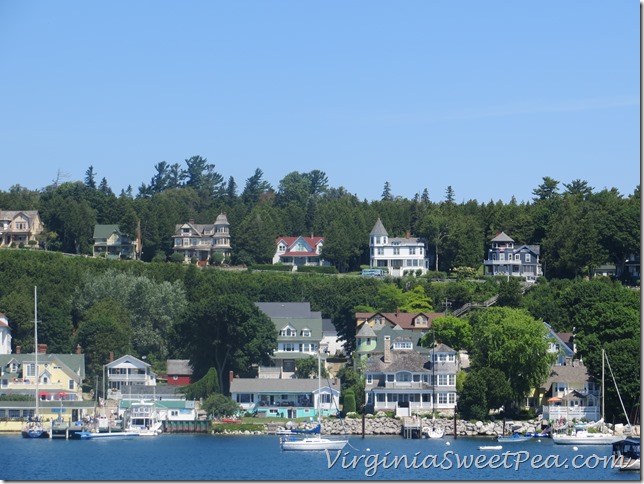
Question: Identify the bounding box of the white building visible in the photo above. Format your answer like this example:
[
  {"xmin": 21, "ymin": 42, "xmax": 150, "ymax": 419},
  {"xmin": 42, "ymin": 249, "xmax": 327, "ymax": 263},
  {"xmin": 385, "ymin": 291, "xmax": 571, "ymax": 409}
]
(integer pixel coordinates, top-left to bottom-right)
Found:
[
  {"xmin": 369, "ymin": 218, "xmax": 430, "ymax": 277},
  {"xmin": 0, "ymin": 314, "xmax": 11, "ymax": 355}
]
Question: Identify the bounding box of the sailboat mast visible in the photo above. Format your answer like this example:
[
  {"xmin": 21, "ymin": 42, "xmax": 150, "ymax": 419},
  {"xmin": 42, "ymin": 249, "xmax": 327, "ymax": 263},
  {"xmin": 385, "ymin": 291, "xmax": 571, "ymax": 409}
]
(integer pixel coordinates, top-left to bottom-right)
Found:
[
  {"xmin": 317, "ymin": 352, "xmax": 321, "ymax": 424},
  {"xmin": 601, "ymin": 348, "xmax": 605, "ymax": 422},
  {"xmin": 34, "ymin": 286, "xmax": 38, "ymax": 418}
]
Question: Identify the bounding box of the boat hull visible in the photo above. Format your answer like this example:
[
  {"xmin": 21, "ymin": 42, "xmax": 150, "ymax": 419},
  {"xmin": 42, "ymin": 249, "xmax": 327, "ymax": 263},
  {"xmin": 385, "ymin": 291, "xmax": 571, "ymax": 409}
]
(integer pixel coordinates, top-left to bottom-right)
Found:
[
  {"xmin": 79, "ymin": 431, "xmax": 140, "ymax": 440},
  {"xmin": 21, "ymin": 428, "xmax": 50, "ymax": 439},
  {"xmin": 552, "ymin": 433, "xmax": 621, "ymax": 445},
  {"xmin": 280, "ymin": 437, "xmax": 348, "ymax": 451}
]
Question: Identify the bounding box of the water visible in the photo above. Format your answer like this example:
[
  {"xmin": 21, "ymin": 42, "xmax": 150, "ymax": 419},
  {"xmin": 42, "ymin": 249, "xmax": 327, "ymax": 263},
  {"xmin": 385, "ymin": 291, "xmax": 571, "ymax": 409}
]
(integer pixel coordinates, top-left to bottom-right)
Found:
[{"xmin": 3, "ymin": 434, "xmax": 638, "ymax": 481}]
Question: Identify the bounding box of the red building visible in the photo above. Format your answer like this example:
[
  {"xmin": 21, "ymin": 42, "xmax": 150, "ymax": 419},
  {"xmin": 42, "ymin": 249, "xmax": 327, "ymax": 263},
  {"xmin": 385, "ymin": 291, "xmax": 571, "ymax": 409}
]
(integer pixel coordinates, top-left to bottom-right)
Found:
[{"xmin": 166, "ymin": 359, "xmax": 193, "ymax": 386}]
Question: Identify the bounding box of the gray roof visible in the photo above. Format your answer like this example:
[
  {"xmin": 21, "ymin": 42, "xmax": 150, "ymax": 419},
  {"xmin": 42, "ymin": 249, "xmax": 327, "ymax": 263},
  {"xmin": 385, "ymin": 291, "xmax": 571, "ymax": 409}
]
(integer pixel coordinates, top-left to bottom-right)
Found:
[
  {"xmin": 366, "ymin": 350, "xmax": 432, "ymax": 373},
  {"xmin": 544, "ymin": 363, "xmax": 593, "ymax": 391},
  {"xmin": 356, "ymin": 324, "xmax": 377, "ymax": 338},
  {"xmin": 230, "ymin": 377, "xmax": 340, "ymax": 394},
  {"xmin": 321, "ymin": 318, "xmax": 336, "ymax": 333},
  {"xmin": 370, "ymin": 218, "xmax": 388, "ymax": 236},
  {"xmin": 0, "ymin": 210, "xmax": 40, "ymax": 221},
  {"xmin": 166, "ymin": 359, "xmax": 193, "ymax": 376},
  {"xmin": 516, "ymin": 244, "xmax": 541, "ymax": 256},
  {"xmin": 214, "ymin": 213, "xmax": 229, "ymax": 225},
  {"xmin": 255, "ymin": 302, "xmax": 320, "ymax": 319},
  {"xmin": 491, "ymin": 232, "xmax": 514, "ymax": 242}
]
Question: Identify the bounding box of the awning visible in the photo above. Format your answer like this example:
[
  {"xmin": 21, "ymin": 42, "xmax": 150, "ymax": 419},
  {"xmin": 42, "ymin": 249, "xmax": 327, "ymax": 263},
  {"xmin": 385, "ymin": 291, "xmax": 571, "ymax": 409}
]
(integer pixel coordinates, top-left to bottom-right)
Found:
[
  {"xmin": 547, "ymin": 397, "xmax": 562, "ymax": 403},
  {"xmin": 56, "ymin": 392, "xmax": 67, "ymax": 399},
  {"xmin": 39, "ymin": 392, "xmax": 49, "ymax": 397}
]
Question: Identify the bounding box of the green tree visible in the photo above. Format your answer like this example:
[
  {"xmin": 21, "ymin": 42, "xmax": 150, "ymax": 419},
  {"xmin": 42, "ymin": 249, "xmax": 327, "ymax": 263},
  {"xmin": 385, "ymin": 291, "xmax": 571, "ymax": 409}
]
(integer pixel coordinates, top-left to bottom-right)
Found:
[
  {"xmin": 201, "ymin": 393, "xmax": 241, "ymax": 418},
  {"xmin": 182, "ymin": 368, "xmax": 220, "ymax": 400},
  {"xmin": 469, "ymin": 307, "xmax": 555, "ymax": 400},
  {"xmin": 342, "ymin": 389, "xmax": 356, "ymax": 414},
  {"xmin": 294, "ymin": 356, "xmax": 328, "ymax": 379},
  {"xmin": 496, "ymin": 277, "xmax": 523, "ymax": 307},
  {"xmin": 423, "ymin": 316, "xmax": 473, "ymax": 352},
  {"xmin": 183, "ymin": 294, "xmax": 277, "ymax": 393},
  {"xmin": 459, "ymin": 367, "xmax": 513, "ymax": 420}
]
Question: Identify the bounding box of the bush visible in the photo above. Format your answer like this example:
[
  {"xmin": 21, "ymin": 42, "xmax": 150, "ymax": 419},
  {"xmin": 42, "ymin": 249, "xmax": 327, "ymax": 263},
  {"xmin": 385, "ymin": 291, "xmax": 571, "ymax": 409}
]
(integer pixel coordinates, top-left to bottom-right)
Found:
[
  {"xmin": 169, "ymin": 252, "xmax": 185, "ymax": 263},
  {"xmin": 297, "ymin": 266, "xmax": 338, "ymax": 274},
  {"xmin": 342, "ymin": 390, "xmax": 356, "ymax": 414}
]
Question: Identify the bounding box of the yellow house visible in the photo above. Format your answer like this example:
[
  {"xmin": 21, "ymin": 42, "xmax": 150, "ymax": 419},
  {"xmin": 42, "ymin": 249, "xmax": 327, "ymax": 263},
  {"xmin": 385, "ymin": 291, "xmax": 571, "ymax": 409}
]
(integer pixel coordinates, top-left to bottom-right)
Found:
[{"xmin": 0, "ymin": 344, "xmax": 94, "ymax": 425}]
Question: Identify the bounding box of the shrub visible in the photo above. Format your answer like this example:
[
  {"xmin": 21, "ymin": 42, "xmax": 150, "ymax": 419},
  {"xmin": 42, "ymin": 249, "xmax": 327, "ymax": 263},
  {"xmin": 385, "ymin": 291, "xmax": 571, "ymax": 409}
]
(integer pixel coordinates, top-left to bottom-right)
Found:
[{"xmin": 342, "ymin": 390, "xmax": 356, "ymax": 414}]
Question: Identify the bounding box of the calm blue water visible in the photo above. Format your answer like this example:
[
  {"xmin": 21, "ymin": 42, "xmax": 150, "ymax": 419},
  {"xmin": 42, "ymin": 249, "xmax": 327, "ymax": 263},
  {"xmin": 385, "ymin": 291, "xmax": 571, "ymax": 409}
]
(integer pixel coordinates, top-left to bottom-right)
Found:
[{"xmin": 2, "ymin": 433, "xmax": 638, "ymax": 481}]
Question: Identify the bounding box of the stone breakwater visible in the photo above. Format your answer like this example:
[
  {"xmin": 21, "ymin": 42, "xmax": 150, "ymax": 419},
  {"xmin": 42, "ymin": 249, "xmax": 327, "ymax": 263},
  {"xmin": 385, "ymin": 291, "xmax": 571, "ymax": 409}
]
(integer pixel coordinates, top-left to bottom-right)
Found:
[{"xmin": 321, "ymin": 416, "xmax": 546, "ymax": 436}]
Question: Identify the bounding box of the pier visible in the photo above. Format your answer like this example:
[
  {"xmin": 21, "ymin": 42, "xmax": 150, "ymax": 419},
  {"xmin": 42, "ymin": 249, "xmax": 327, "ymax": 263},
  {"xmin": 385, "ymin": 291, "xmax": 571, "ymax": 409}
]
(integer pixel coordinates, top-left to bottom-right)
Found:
[{"xmin": 401, "ymin": 416, "xmax": 422, "ymax": 439}]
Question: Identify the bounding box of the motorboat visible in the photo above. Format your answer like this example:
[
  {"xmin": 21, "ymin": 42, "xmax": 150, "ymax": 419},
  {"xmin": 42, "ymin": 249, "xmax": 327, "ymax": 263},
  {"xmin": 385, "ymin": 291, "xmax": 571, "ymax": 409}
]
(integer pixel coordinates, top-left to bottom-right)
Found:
[
  {"xmin": 479, "ymin": 445, "xmax": 503, "ymax": 451},
  {"xmin": 497, "ymin": 433, "xmax": 531, "ymax": 443},
  {"xmin": 612, "ymin": 438, "xmax": 640, "ymax": 471}
]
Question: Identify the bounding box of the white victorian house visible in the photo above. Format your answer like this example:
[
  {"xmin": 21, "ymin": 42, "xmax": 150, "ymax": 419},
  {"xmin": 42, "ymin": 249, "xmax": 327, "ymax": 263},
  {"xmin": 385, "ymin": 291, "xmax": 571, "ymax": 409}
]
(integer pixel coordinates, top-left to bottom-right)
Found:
[
  {"xmin": 0, "ymin": 313, "xmax": 11, "ymax": 355},
  {"xmin": 369, "ymin": 218, "xmax": 430, "ymax": 277}
]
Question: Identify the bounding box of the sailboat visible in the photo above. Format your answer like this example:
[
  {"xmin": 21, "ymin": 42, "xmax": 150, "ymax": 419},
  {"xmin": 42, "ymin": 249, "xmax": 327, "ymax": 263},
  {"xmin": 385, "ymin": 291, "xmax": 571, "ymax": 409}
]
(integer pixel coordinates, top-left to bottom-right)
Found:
[
  {"xmin": 280, "ymin": 353, "xmax": 348, "ymax": 451},
  {"xmin": 21, "ymin": 287, "xmax": 50, "ymax": 439},
  {"xmin": 552, "ymin": 349, "xmax": 624, "ymax": 445},
  {"xmin": 424, "ymin": 331, "xmax": 444, "ymax": 439}
]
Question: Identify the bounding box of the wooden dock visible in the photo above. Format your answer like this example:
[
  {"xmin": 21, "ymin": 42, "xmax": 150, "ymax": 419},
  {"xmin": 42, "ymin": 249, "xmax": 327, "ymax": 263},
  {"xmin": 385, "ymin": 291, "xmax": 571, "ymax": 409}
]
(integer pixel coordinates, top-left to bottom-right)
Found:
[{"xmin": 401, "ymin": 417, "xmax": 422, "ymax": 439}]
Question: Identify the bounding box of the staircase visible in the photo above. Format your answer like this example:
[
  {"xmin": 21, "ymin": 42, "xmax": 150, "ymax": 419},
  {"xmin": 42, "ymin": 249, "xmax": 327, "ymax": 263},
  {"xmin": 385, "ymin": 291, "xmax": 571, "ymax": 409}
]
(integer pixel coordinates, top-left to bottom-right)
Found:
[{"xmin": 451, "ymin": 295, "xmax": 498, "ymax": 317}]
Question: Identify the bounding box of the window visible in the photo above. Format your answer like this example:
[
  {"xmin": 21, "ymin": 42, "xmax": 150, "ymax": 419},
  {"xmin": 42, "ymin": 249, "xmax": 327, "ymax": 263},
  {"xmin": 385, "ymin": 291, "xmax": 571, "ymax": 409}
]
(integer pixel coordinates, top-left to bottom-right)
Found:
[
  {"xmin": 409, "ymin": 248, "xmax": 416, "ymax": 255},
  {"xmin": 386, "ymin": 374, "xmax": 394, "ymax": 382},
  {"xmin": 438, "ymin": 393, "xmax": 447, "ymax": 404},
  {"xmin": 500, "ymin": 253, "xmax": 505, "ymax": 261},
  {"xmin": 237, "ymin": 393, "xmax": 254, "ymax": 403},
  {"xmin": 279, "ymin": 326, "xmax": 297, "ymax": 337},
  {"xmin": 25, "ymin": 363, "xmax": 36, "ymax": 377},
  {"xmin": 396, "ymin": 372, "xmax": 412, "ymax": 382},
  {"xmin": 68, "ymin": 380, "xmax": 75, "ymax": 390},
  {"xmin": 448, "ymin": 393, "xmax": 456, "ymax": 404},
  {"xmin": 301, "ymin": 328, "xmax": 311, "ymax": 337},
  {"xmin": 438, "ymin": 374, "xmax": 448, "ymax": 386},
  {"xmin": 412, "ymin": 374, "xmax": 421, "ymax": 382},
  {"xmin": 278, "ymin": 243, "xmax": 287, "ymax": 252},
  {"xmin": 377, "ymin": 393, "xmax": 386, "ymax": 402},
  {"xmin": 366, "ymin": 375, "xmax": 373, "ymax": 384},
  {"xmin": 393, "ymin": 247, "xmax": 400, "ymax": 255},
  {"xmin": 414, "ymin": 316, "xmax": 427, "ymax": 327},
  {"xmin": 9, "ymin": 409, "xmax": 20, "ymax": 418},
  {"xmin": 320, "ymin": 393, "xmax": 331, "ymax": 404},
  {"xmin": 393, "ymin": 341, "xmax": 413, "ymax": 350},
  {"xmin": 377, "ymin": 248, "xmax": 384, "ymax": 255},
  {"xmin": 526, "ymin": 254, "xmax": 531, "ymax": 262},
  {"xmin": 282, "ymin": 343, "xmax": 296, "ymax": 352}
]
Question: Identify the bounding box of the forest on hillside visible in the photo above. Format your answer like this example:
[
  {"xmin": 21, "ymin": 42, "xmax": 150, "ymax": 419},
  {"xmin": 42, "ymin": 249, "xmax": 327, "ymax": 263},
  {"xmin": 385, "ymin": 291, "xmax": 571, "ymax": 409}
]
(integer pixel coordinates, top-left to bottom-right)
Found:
[
  {"xmin": 0, "ymin": 250, "xmax": 638, "ymax": 421},
  {"xmin": 0, "ymin": 156, "xmax": 640, "ymax": 280}
]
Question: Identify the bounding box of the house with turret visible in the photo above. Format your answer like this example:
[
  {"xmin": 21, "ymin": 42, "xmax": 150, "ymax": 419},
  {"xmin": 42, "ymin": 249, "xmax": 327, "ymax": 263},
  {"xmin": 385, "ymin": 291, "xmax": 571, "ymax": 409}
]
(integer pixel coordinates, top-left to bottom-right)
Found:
[
  {"xmin": 483, "ymin": 231, "xmax": 542, "ymax": 282},
  {"xmin": 369, "ymin": 218, "xmax": 430, "ymax": 277}
]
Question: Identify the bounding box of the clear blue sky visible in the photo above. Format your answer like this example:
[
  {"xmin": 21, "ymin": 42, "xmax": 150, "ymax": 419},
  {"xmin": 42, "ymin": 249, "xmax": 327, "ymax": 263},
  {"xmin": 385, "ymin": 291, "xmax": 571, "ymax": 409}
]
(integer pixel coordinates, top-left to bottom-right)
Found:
[{"xmin": 0, "ymin": 1, "xmax": 639, "ymax": 203}]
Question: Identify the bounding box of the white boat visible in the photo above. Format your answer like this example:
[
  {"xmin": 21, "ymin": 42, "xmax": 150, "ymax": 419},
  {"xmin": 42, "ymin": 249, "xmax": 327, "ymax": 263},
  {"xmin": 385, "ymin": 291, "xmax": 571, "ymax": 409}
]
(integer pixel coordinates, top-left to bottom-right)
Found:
[
  {"xmin": 552, "ymin": 426, "xmax": 622, "ymax": 445},
  {"xmin": 21, "ymin": 287, "xmax": 50, "ymax": 439},
  {"xmin": 280, "ymin": 353, "xmax": 348, "ymax": 451},
  {"xmin": 479, "ymin": 445, "xmax": 503, "ymax": 451},
  {"xmin": 553, "ymin": 349, "xmax": 627, "ymax": 446},
  {"xmin": 124, "ymin": 400, "xmax": 163, "ymax": 436},
  {"xmin": 423, "ymin": 424, "xmax": 444, "ymax": 439},
  {"xmin": 79, "ymin": 430, "xmax": 139, "ymax": 440}
]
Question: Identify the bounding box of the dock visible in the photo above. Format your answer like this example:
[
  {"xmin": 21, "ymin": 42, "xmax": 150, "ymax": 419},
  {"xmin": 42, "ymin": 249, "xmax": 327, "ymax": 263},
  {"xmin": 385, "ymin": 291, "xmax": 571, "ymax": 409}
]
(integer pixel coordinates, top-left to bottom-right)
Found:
[{"xmin": 401, "ymin": 417, "xmax": 422, "ymax": 439}]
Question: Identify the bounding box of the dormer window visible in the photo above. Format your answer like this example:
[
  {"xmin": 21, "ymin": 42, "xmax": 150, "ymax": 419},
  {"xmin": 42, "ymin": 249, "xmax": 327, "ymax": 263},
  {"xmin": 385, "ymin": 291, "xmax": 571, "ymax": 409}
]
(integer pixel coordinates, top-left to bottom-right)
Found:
[
  {"xmin": 301, "ymin": 328, "xmax": 311, "ymax": 337},
  {"xmin": 393, "ymin": 341, "xmax": 413, "ymax": 350},
  {"xmin": 279, "ymin": 325, "xmax": 297, "ymax": 337},
  {"xmin": 278, "ymin": 243, "xmax": 287, "ymax": 252},
  {"xmin": 414, "ymin": 316, "xmax": 427, "ymax": 327}
]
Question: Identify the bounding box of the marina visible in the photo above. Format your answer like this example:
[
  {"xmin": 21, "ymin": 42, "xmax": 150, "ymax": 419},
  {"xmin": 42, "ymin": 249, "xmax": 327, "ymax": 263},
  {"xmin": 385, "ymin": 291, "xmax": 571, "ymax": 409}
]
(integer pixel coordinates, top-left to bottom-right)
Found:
[{"xmin": 4, "ymin": 433, "xmax": 639, "ymax": 480}]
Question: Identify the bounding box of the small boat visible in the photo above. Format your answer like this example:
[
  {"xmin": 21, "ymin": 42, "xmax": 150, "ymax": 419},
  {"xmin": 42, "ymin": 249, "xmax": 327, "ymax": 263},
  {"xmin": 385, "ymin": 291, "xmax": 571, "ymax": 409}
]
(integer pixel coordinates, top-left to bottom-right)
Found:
[
  {"xmin": 279, "ymin": 354, "xmax": 347, "ymax": 452},
  {"xmin": 79, "ymin": 431, "xmax": 140, "ymax": 440},
  {"xmin": 612, "ymin": 438, "xmax": 640, "ymax": 471},
  {"xmin": 497, "ymin": 433, "xmax": 531, "ymax": 443},
  {"xmin": 423, "ymin": 425, "xmax": 444, "ymax": 439},
  {"xmin": 479, "ymin": 445, "xmax": 503, "ymax": 451}
]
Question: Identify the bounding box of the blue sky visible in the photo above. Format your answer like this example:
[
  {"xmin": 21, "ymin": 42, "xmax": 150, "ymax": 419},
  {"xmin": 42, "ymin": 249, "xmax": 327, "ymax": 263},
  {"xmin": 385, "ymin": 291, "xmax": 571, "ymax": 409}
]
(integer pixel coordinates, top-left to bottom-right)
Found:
[{"xmin": 0, "ymin": 1, "xmax": 639, "ymax": 203}]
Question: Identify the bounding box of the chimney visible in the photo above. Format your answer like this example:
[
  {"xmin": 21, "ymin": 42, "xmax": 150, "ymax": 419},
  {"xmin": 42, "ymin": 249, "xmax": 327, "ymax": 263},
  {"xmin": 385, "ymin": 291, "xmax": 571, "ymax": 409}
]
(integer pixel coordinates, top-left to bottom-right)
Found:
[
  {"xmin": 37, "ymin": 344, "xmax": 47, "ymax": 354},
  {"xmin": 383, "ymin": 335, "xmax": 392, "ymax": 364},
  {"xmin": 76, "ymin": 344, "xmax": 82, "ymax": 355},
  {"xmin": 109, "ymin": 351, "xmax": 114, "ymax": 362},
  {"xmin": 189, "ymin": 218, "xmax": 195, "ymax": 224},
  {"xmin": 229, "ymin": 370, "xmax": 234, "ymax": 385},
  {"xmin": 15, "ymin": 346, "xmax": 20, "ymax": 354},
  {"xmin": 311, "ymin": 232, "xmax": 314, "ymax": 238},
  {"xmin": 406, "ymin": 230, "xmax": 410, "ymax": 239}
]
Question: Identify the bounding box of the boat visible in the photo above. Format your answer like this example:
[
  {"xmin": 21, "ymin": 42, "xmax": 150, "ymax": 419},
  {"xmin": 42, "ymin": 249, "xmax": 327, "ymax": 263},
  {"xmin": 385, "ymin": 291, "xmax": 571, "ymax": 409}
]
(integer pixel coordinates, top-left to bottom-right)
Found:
[
  {"xmin": 552, "ymin": 422, "xmax": 622, "ymax": 445},
  {"xmin": 479, "ymin": 445, "xmax": 503, "ymax": 451},
  {"xmin": 497, "ymin": 433, "xmax": 531, "ymax": 443},
  {"xmin": 21, "ymin": 287, "xmax": 50, "ymax": 439},
  {"xmin": 552, "ymin": 349, "xmax": 625, "ymax": 446},
  {"xmin": 422, "ymin": 331, "xmax": 444, "ymax": 439},
  {"xmin": 79, "ymin": 430, "xmax": 140, "ymax": 440},
  {"xmin": 280, "ymin": 353, "xmax": 348, "ymax": 451},
  {"xmin": 612, "ymin": 438, "xmax": 640, "ymax": 471},
  {"xmin": 124, "ymin": 400, "xmax": 163, "ymax": 436}
]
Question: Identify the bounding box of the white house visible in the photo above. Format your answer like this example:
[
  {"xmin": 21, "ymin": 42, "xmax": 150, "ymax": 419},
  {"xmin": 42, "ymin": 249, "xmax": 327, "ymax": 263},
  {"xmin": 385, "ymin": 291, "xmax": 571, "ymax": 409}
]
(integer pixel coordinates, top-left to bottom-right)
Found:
[
  {"xmin": 273, "ymin": 235, "xmax": 328, "ymax": 267},
  {"xmin": 369, "ymin": 218, "xmax": 430, "ymax": 277},
  {"xmin": 0, "ymin": 313, "xmax": 11, "ymax": 355},
  {"xmin": 105, "ymin": 354, "xmax": 156, "ymax": 399}
]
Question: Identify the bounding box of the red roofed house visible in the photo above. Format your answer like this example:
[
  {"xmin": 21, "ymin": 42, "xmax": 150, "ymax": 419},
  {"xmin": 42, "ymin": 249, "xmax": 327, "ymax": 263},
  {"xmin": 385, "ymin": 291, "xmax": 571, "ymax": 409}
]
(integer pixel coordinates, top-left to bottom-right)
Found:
[
  {"xmin": 355, "ymin": 310, "xmax": 444, "ymax": 332},
  {"xmin": 273, "ymin": 234, "xmax": 329, "ymax": 267}
]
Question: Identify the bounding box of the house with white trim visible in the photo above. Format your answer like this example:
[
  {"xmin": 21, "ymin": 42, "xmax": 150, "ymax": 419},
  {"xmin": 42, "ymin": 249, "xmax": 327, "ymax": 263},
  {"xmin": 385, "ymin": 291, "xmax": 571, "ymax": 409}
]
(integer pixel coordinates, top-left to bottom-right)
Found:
[
  {"xmin": 273, "ymin": 234, "xmax": 328, "ymax": 267},
  {"xmin": 369, "ymin": 218, "xmax": 430, "ymax": 277},
  {"xmin": 483, "ymin": 231, "xmax": 543, "ymax": 282}
]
